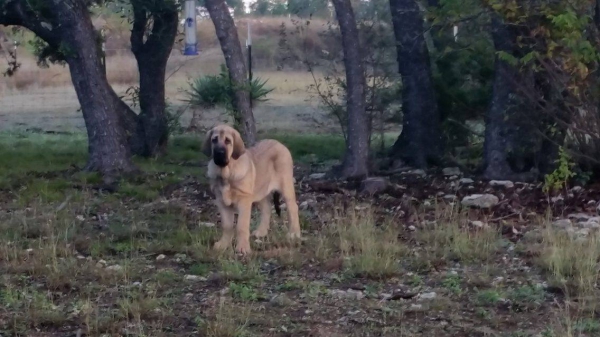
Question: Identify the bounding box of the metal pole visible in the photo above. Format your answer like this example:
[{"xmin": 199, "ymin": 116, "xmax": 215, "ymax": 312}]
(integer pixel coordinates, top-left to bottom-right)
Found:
[
  {"xmin": 101, "ymin": 29, "xmax": 106, "ymax": 76},
  {"xmin": 247, "ymin": 21, "xmax": 252, "ymax": 109}
]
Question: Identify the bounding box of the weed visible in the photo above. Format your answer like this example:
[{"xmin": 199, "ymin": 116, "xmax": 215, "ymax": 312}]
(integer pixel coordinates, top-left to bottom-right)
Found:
[
  {"xmin": 229, "ymin": 282, "xmax": 261, "ymax": 302},
  {"xmin": 476, "ymin": 289, "xmax": 503, "ymax": 306},
  {"xmin": 442, "ymin": 273, "xmax": 462, "ymax": 295}
]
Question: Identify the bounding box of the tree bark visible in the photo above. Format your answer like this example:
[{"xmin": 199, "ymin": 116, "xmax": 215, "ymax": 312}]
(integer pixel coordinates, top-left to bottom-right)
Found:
[
  {"xmin": 389, "ymin": 0, "xmax": 443, "ymax": 168},
  {"xmin": 0, "ymin": 0, "xmax": 136, "ymax": 181},
  {"xmin": 482, "ymin": 14, "xmax": 518, "ymax": 180},
  {"xmin": 331, "ymin": 0, "xmax": 370, "ymax": 179},
  {"xmin": 130, "ymin": 0, "xmax": 179, "ymax": 156},
  {"xmin": 204, "ymin": 0, "xmax": 257, "ymax": 145}
]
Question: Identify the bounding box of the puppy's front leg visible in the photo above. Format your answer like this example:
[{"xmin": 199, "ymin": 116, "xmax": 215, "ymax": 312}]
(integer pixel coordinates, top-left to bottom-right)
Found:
[
  {"xmin": 214, "ymin": 203, "xmax": 235, "ymax": 251},
  {"xmin": 235, "ymin": 200, "xmax": 253, "ymax": 254}
]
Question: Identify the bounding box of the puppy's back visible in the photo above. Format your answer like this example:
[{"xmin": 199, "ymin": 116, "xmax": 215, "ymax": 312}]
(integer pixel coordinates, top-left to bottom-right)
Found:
[{"xmin": 248, "ymin": 139, "xmax": 293, "ymax": 173}]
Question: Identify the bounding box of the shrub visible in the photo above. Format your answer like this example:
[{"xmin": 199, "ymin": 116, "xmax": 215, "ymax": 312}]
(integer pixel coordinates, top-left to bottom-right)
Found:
[{"xmin": 183, "ymin": 64, "xmax": 274, "ymax": 110}]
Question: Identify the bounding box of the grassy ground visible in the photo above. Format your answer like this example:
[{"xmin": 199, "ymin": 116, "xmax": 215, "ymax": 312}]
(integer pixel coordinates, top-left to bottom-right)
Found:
[{"xmin": 0, "ymin": 131, "xmax": 599, "ymax": 336}]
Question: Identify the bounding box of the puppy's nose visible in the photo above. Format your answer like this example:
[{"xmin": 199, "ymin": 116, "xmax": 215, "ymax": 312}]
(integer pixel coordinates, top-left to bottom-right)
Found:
[{"xmin": 214, "ymin": 148, "xmax": 226, "ymax": 155}]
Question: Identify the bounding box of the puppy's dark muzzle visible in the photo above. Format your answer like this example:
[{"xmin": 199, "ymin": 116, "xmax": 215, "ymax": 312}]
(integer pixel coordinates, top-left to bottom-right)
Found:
[{"xmin": 212, "ymin": 147, "xmax": 229, "ymax": 167}]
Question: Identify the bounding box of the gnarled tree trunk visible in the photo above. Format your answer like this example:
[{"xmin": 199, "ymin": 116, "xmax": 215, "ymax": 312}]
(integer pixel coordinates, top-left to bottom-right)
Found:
[
  {"xmin": 204, "ymin": 0, "xmax": 257, "ymax": 145},
  {"xmin": 482, "ymin": 14, "xmax": 518, "ymax": 180},
  {"xmin": 0, "ymin": 0, "xmax": 137, "ymax": 181},
  {"xmin": 331, "ymin": 0, "xmax": 370, "ymax": 179},
  {"xmin": 130, "ymin": 0, "xmax": 179, "ymax": 157},
  {"xmin": 389, "ymin": 0, "xmax": 443, "ymax": 168}
]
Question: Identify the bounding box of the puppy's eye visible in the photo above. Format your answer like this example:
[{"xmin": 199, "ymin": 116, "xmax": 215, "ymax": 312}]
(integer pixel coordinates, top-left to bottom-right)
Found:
[
  {"xmin": 224, "ymin": 138, "xmax": 232, "ymax": 145},
  {"xmin": 212, "ymin": 137, "xmax": 218, "ymax": 143}
]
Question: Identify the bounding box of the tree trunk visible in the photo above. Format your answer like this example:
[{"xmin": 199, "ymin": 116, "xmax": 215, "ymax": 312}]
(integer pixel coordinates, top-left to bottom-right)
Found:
[
  {"xmin": 52, "ymin": 1, "xmax": 136, "ymax": 180},
  {"xmin": 389, "ymin": 0, "xmax": 443, "ymax": 168},
  {"xmin": 331, "ymin": 0, "xmax": 370, "ymax": 179},
  {"xmin": 482, "ymin": 14, "xmax": 518, "ymax": 180},
  {"xmin": 204, "ymin": 0, "xmax": 257, "ymax": 145},
  {"xmin": 130, "ymin": 1, "xmax": 179, "ymax": 156}
]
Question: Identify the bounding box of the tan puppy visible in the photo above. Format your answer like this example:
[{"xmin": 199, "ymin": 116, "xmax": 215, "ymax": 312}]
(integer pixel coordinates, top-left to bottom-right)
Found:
[{"xmin": 203, "ymin": 124, "xmax": 301, "ymax": 254}]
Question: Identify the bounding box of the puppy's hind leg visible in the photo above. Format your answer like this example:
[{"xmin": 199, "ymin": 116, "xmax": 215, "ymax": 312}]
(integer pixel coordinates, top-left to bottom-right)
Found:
[
  {"xmin": 281, "ymin": 178, "xmax": 301, "ymax": 240},
  {"xmin": 252, "ymin": 197, "xmax": 272, "ymax": 238}
]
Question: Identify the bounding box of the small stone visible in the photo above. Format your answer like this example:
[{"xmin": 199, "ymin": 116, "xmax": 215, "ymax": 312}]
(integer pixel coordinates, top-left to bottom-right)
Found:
[
  {"xmin": 551, "ymin": 195, "xmax": 564, "ymax": 203},
  {"xmin": 156, "ymin": 254, "xmax": 166, "ymax": 261},
  {"xmin": 97, "ymin": 259, "xmax": 107, "ymax": 266},
  {"xmin": 575, "ymin": 228, "xmax": 590, "ymax": 238},
  {"xmin": 106, "ymin": 265, "xmax": 123, "ymax": 272},
  {"xmin": 359, "ymin": 177, "xmax": 389, "ymax": 196},
  {"xmin": 469, "ymin": 220, "xmax": 486, "ymax": 228},
  {"xmin": 572, "ymin": 186, "xmax": 583, "ymax": 193},
  {"xmin": 309, "ymin": 173, "xmax": 326, "ymax": 180},
  {"xmin": 407, "ymin": 304, "xmax": 425, "ymax": 312},
  {"xmin": 132, "ymin": 281, "xmax": 142, "ymax": 287},
  {"xmin": 77, "ymin": 255, "xmax": 85, "ymax": 260},
  {"xmin": 330, "ymin": 289, "xmax": 365, "ymax": 300},
  {"xmin": 442, "ymin": 167, "xmax": 461, "ymax": 176},
  {"xmin": 270, "ymin": 294, "xmax": 295, "ymax": 307},
  {"xmin": 408, "ymin": 225, "xmax": 416, "ymax": 231},
  {"xmin": 299, "ymin": 201, "xmax": 309, "ymax": 210},
  {"xmin": 443, "ymin": 195, "xmax": 457, "ymax": 201},
  {"xmin": 552, "ymin": 219, "xmax": 572, "ymax": 229},
  {"xmin": 405, "ymin": 169, "xmax": 426, "ymax": 177},
  {"xmin": 26, "ymin": 248, "xmax": 34, "ymax": 253},
  {"xmin": 418, "ymin": 292, "xmax": 437, "ymax": 300},
  {"xmin": 199, "ymin": 222, "xmax": 215, "ymax": 228},
  {"xmin": 459, "ymin": 178, "xmax": 474, "ymax": 184},
  {"xmin": 489, "ymin": 180, "xmax": 515, "ymax": 188},
  {"xmin": 76, "ymin": 215, "xmax": 85, "ymax": 221},
  {"xmin": 184, "ymin": 275, "xmax": 207, "ymax": 281},
  {"xmin": 461, "ymin": 194, "xmax": 499, "ymax": 208}
]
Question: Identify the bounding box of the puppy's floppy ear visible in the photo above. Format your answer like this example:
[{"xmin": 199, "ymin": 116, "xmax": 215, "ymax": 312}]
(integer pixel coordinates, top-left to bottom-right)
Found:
[
  {"xmin": 231, "ymin": 129, "xmax": 246, "ymax": 160},
  {"xmin": 202, "ymin": 129, "xmax": 214, "ymax": 157}
]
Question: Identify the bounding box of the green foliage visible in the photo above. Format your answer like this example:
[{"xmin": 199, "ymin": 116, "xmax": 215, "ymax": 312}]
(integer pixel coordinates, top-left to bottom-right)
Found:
[
  {"xmin": 183, "ymin": 64, "xmax": 274, "ymax": 110},
  {"xmin": 543, "ymin": 147, "xmax": 575, "ymax": 194}
]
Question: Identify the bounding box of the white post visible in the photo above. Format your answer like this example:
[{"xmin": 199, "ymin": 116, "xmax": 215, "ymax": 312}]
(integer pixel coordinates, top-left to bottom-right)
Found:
[
  {"xmin": 453, "ymin": 25, "xmax": 458, "ymax": 42},
  {"xmin": 184, "ymin": 0, "xmax": 198, "ymax": 55}
]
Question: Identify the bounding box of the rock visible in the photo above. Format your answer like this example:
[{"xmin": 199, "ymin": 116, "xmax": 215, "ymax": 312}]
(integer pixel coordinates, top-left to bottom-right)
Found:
[
  {"xmin": 469, "ymin": 221, "xmax": 487, "ymax": 228},
  {"xmin": 575, "ymin": 228, "xmax": 591, "ymax": 238},
  {"xmin": 551, "ymin": 195, "xmax": 564, "ymax": 203},
  {"xmin": 299, "ymin": 201, "xmax": 309, "ymax": 211},
  {"xmin": 359, "ymin": 177, "xmax": 389, "ymax": 196},
  {"xmin": 309, "ymin": 173, "xmax": 326, "ymax": 180},
  {"xmin": 408, "ymin": 225, "xmax": 416, "ymax": 231},
  {"xmin": 442, "ymin": 167, "xmax": 461, "ymax": 176},
  {"xmin": 580, "ymin": 221, "xmax": 600, "ymax": 229},
  {"xmin": 184, "ymin": 275, "xmax": 207, "ymax": 281},
  {"xmin": 404, "ymin": 169, "xmax": 426, "ymax": 177},
  {"xmin": 270, "ymin": 294, "xmax": 295, "ymax": 307},
  {"xmin": 489, "ymin": 180, "xmax": 515, "ymax": 188},
  {"xmin": 443, "ymin": 195, "xmax": 457, "ymax": 201},
  {"xmin": 572, "ymin": 186, "xmax": 583, "ymax": 193},
  {"xmin": 106, "ymin": 265, "xmax": 123, "ymax": 272},
  {"xmin": 568, "ymin": 213, "xmax": 590, "ymax": 222},
  {"xmin": 77, "ymin": 255, "xmax": 85, "ymax": 260},
  {"xmin": 96, "ymin": 259, "xmax": 107, "ymax": 268},
  {"xmin": 199, "ymin": 222, "xmax": 215, "ymax": 228},
  {"xmin": 552, "ymin": 219, "xmax": 572, "ymax": 229},
  {"xmin": 329, "ymin": 289, "xmax": 365, "ymax": 300},
  {"xmin": 459, "ymin": 178, "xmax": 474, "ymax": 185},
  {"xmin": 156, "ymin": 254, "xmax": 166, "ymax": 261},
  {"xmin": 418, "ymin": 292, "xmax": 437, "ymax": 300},
  {"xmin": 461, "ymin": 194, "xmax": 499, "ymax": 208}
]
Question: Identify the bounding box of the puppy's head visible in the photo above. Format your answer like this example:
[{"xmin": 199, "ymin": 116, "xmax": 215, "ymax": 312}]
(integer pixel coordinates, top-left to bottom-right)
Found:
[{"xmin": 202, "ymin": 125, "xmax": 246, "ymax": 167}]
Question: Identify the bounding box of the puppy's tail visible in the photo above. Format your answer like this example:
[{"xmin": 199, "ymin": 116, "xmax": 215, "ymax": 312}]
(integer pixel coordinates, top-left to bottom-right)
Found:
[{"xmin": 273, "ymin": 191, "xmax": 282, "ymax": 217}]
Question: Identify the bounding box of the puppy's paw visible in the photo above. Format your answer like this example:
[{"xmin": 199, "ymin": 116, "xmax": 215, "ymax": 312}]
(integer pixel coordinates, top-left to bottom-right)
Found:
[
  {"xmin": 252, "ymin": 228, "xmax": 269, "ymax": 238},
  {"xmin": 213, "ymin": 239, "xmax": 230, "ymax": 251},
  {"xmin": 286, "ymin": 231, "xmax": 301, "ymax": 240},
  {"xmin": 235, "ymin": 241, "xmax": 252, "ymax": 255}
]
